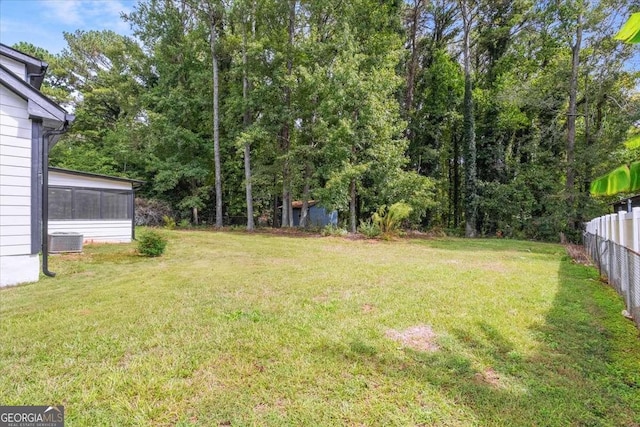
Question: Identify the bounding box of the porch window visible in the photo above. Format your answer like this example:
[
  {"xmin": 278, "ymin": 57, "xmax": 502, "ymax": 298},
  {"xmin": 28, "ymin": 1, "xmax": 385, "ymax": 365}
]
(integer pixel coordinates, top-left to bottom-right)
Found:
[{"xmin": 48, "ymin": 187, "xmax": 132, "ymax": 220}]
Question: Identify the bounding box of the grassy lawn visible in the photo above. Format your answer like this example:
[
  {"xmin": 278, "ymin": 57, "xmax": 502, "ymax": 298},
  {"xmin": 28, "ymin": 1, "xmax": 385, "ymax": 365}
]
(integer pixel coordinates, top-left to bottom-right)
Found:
[{"xmin": 1, "ymin": 230, "xmax": 639, "ymax": 426}]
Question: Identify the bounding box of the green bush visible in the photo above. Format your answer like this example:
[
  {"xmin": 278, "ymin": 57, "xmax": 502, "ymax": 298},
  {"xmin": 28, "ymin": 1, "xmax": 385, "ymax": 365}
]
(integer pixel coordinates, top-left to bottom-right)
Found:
[
  {"xmin": 372, "ymin": 202, "xmax": 413, "ymax": 236},
  {"xmin": 137, "ymin": 230, "xmax": 168, "ymax": 257},
  {"xmin": 358, "ymin": 219, "xmax": 381, "ymax": 238},
  {"xmin": 321, "ymin": 224, "xmax": 348, "ymax": 237},
  {"xmin": 163, "ymin": 215, "xmax": 176, "ymax": 230}
]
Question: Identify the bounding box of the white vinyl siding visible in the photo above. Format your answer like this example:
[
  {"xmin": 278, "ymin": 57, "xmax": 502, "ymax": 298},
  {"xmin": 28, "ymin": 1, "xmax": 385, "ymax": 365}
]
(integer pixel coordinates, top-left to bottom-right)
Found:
[
  {"xmin": 0, "ymin": 84, "xmax": 32, "ymax": 261},
  {"xmin": 0, "ymin": 143, "xmax": 31, "ymax": 159},
  {"xmin": 1, "ymin": 215, "xmax": 30, "ymax": 226},
  {"xmin": 48, "ymin": 220, "xmax": 132, "ymax": 243},
  {"xmin": 0, "ymin": 240, "xmax": 31, "ymax": 256},
  {"xmin": 0, "ymin": 56, "xmax": 26, "ymax": 80},
  {"xmin": 0, "ymin": 205, "xmax": 30, "ymax": 216}
]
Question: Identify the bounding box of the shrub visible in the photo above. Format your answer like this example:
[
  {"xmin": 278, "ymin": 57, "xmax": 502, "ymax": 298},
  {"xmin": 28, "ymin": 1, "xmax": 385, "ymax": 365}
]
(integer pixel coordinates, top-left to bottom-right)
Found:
[
  {"xmin": 321, "ymin": 224, "xmax": 348, "ymax": 237},
  {"xmin": 372, "ymin": 202, "xmax": 413, "ymax": 236},
  {"xmin": 162, "ymin": 215, "xmax": 176, "ymax": 230},
  {"xmin": 359, "ymin": 219, "xmax": 381, "ymax": 238},
  {"xmin": 137, "ymin": 230, "xmax": 168, "ymax": 257},
  {"xmin": 178, "ymin": 219, "xmax": 191, "ymax": 228}
]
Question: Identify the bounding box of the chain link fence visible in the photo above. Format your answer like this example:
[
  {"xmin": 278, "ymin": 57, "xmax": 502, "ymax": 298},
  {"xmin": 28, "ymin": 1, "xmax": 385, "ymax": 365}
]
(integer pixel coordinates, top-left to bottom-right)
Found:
[{"xmin": 584, "ymin": 232, "xmax": 640, "ymax": 329}]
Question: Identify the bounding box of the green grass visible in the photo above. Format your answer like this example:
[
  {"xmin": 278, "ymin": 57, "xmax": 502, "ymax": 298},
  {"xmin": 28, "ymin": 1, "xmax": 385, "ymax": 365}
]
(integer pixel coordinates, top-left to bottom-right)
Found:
[{"xmin": 1, "ymin": 230, "xmax": 639, "ymax": 426}]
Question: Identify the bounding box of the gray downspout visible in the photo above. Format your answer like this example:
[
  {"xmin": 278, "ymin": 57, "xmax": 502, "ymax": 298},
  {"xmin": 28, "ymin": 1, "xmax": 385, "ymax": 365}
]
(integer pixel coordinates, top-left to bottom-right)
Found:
[{"xmin": 42, "ymin": 125, "xmax": 68, "ymax": 277}]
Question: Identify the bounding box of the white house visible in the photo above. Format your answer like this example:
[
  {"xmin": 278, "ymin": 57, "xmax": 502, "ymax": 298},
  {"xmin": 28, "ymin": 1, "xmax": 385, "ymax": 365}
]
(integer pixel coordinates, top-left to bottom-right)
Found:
[
  {"xmin": 1, "ymin": 44, "xmax": 73, "ymax": 287},
  {"xmin": 48, "ymin": 167, "xmax": 142, "ymax": 243}
]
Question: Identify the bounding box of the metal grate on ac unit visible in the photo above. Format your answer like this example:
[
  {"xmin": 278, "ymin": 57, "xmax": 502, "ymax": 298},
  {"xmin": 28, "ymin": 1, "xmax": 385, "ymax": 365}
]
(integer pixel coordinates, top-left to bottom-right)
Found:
[{"xmin": 48, "ymin": 232, "xmax": 84, "ymax": 253}]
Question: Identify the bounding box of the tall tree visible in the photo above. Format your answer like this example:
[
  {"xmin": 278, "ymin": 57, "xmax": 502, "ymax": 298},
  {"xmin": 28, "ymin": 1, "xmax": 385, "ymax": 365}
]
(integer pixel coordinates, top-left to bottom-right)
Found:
[
  {"xmin": 458, "ymin": 0, "xmax": 478, "ymax": 237},
  {"xmin": 196, "ymin": 0, "xmax": 225, "ymax": 228},
  {"xmin": 241, "ymin": 1, "xmax": 256, "ymax": 231},
  {"xmin": 124, "ymin": 0, "xmax": 216, "ymax": 220},
  {"xmin": 565, "ymin": 6, "xmax": 583, "ymax": 236},
  {"xmin": 280, "ymin": 0, "xmax": 296, "ymax": 228},
  {"xmin": 403, "ymin": 0, "xmax": 427, "ymax": 118}
]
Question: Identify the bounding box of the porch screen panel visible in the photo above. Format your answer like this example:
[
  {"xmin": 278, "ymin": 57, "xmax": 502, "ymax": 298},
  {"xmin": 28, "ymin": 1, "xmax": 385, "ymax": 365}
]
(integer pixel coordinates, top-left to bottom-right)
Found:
[
  {"xmin": 74, "ymin": 189, "xmax": 101, "ymax": 219},
  {"xmin": 103, "ymin": 191, "xmax": 131, "ymax": 219},
  {"xmin": 48, "ymin": 188, "xmax": 72, "ymax": 219}
]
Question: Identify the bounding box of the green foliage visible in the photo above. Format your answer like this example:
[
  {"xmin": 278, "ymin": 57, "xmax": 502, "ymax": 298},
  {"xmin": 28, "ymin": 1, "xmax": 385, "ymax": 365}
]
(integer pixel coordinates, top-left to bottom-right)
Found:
[
  {"xmin": 29, "ymin": 0, "xmax": 639, "ymax": 240},
  {"xmin": 358, "ymin": 219, "xmax": 381, "ymax": 238},
  {"xmin": 137, "ymin": 230, "xmax": 168, "ymax": 257},
  {"xmin": 372, "ymin": 202, "xmax": 413, "ymax": 236},
  {"xmin": 321, "ymin": 224, "xmax": 348, "ymax": 237},
  {"xmin": 382, "ymin": 171, "xmax": 436, "ymax": 227},
  {"xmin": 162, "ymin": 215, "xmax": 176, "ymax": 230}
]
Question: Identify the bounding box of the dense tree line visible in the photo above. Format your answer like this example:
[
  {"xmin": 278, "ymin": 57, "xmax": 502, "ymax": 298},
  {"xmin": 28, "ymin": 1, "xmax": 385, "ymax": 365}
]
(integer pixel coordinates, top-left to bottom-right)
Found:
[{"xmin": 15, "ymin": 0, "xmax": 640, "ymax": 240}]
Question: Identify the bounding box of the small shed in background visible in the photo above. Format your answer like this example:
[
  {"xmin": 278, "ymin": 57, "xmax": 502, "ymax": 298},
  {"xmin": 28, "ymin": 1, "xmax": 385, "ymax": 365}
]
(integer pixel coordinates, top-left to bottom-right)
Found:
[
  {"xmin": 291, "ymin": 200, "xmax": 338, "ymax": 227},
  {"xmin": 48, "ymin": 167, "xmax": 143, "ymax": 243}
]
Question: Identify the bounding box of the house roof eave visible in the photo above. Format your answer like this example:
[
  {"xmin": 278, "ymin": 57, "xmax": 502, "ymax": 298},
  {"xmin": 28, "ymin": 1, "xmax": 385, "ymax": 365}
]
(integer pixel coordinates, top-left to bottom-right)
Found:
[
  {"xmin": 0, "ymin": 64, "xmax": 73, "ymax": 125},
  {"xmin": 0, "ymin": 43, "xmax": 48, "ymax": 89}
]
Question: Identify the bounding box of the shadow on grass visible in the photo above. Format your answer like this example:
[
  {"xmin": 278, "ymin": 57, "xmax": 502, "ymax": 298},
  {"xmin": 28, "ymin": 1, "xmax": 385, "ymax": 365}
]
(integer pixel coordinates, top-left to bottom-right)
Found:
[{"xmin": 327, "ymin": 259, "xmax": 640, "ymax": 426}]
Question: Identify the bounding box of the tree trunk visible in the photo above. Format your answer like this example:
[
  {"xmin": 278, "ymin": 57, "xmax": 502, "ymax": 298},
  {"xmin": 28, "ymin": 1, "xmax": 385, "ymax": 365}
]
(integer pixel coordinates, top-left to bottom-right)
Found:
[
  {"xmin": 300, "ymin": 199, "xmax": 309, "ymax": 228},
  {"xmin": 281, "ymin": 0, "xmax": 296, "ymax": 228},
  {"xmin": 281, "ymin": 136, "xmax": 291, "ymax": 227},
  {"xmin": 566, "ymin": 11, "xmax": 582, "ymax": 234},
  {"xmin": 459, "ymin": 0, "xmax": 477, "ymax": 237},
  {"xmin": 209, "ymin": 10, "xmax": 223, "ymax": 228},
  {"xmin": 405, "ymin": 0, "xmax": 422, "ymax": 116},
  {"xmin": 349, "ymin": 178, "xmax": 357, "ymax": 233},
  {"xmin": 273, "ymin": 193, "xmax": 280, "ymax": 228},
  {"xmin": 453, "ymin": 133, "xmax": 460, "ymax": 228},
  {"xmin": 299, "ymin": 162, "xmax": 311, "ymax": 228},
  {"xmin": 242, "ymin": 9, "xmax": 255, "ymax": 231}
]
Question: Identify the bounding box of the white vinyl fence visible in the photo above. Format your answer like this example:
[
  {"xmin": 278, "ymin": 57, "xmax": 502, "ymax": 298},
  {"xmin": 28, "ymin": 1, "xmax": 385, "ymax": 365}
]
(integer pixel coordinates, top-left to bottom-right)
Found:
[{"xmin": 584, "ymin": 208, "xmax": 640, "ymax": 329}]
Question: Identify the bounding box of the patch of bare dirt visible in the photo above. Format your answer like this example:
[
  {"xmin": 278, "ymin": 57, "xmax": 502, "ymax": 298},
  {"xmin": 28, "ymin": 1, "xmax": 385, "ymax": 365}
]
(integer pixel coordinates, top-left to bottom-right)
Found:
[
  {"xmin": 385, "ymin": 324, "xmax": 439, "ymax": 352},
  {"xmin": 474, "ymin": 367, "xmax": 501, "ymax": 387},
  {"xmin": 362, "ymin": 303, "xmax": 375, "ymax": 313}
]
